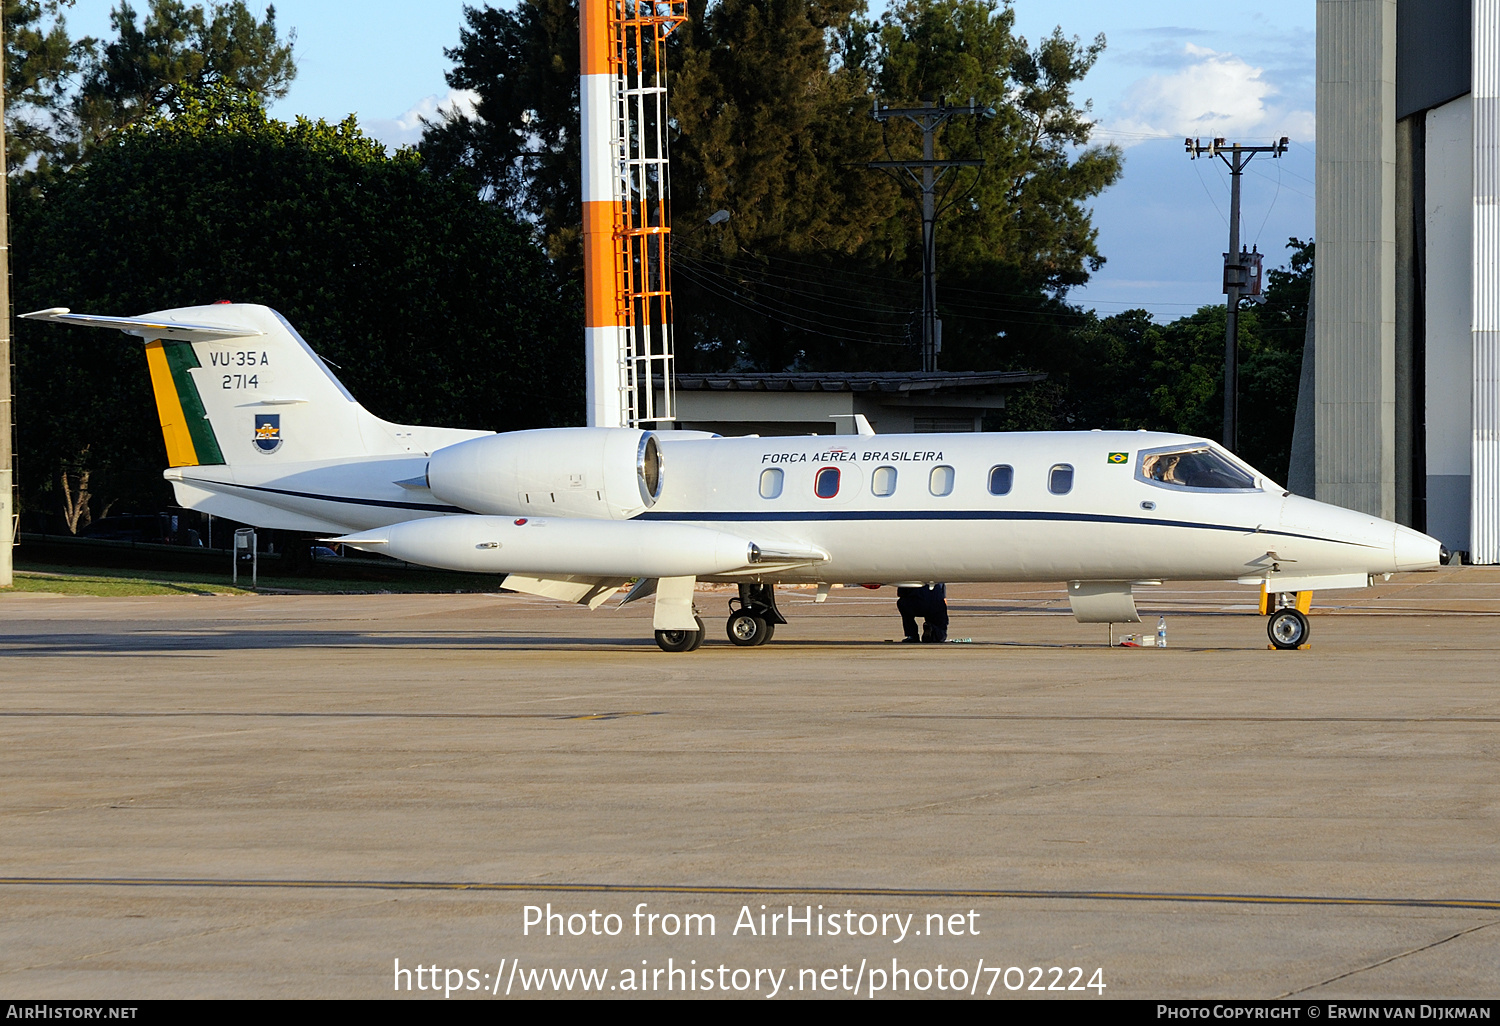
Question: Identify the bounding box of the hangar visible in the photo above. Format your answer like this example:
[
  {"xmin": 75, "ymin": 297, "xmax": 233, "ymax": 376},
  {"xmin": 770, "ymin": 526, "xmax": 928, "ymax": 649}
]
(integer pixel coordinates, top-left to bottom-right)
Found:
[{"xmin": 1299, "ymin": 0, "xmax": 1499, "ymax": 562}]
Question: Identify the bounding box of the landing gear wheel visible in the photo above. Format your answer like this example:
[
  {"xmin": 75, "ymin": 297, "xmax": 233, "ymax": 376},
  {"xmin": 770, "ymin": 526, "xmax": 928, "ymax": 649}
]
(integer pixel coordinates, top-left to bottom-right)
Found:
[
  {"xmin": 687, "ymin": 616, "xmax": 706, "ymax": 651},
  {"xmin": 727, "ymin": 611, "xmax": 771, "ymax": 647},
  {"xmin": 729, "ymin": 583, "xmax": 784, "ymax": 646},
  {"xmin": 656, "ymin": 622, "xmax": 700, "ymax": 652},
  {"xmin": 1267, "ymin": 608, "xmax": 1310, "ymax": 650}
]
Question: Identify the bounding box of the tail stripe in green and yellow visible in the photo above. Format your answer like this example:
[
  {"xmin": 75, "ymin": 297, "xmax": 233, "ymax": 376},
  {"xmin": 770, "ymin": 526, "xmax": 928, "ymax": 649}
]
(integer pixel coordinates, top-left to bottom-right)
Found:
[{"xmin": 143, "ymin": 339, "xmax": 225, "ymax": 467}]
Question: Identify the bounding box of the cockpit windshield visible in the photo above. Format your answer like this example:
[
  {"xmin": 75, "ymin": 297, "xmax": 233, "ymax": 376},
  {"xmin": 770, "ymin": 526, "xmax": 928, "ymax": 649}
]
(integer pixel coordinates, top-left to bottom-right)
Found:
[{"xmin": 1139, "ymin": 446, "xmax": 1257, "ymax": 490}]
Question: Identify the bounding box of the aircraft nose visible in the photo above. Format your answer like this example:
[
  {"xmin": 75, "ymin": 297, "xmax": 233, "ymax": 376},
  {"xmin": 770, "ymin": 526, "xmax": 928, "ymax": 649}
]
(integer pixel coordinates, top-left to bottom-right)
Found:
[{"xmin": 1394, "ymin": 525, "xmax": 1443, "ymax": 571}]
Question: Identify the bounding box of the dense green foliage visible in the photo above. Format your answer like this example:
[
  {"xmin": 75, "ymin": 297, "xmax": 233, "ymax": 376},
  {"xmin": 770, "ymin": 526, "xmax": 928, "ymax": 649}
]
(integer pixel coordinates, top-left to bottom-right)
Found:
[
  {"xmin": 424, "ymin": 0, "xmax": 1121, "ymax": 373},
  {"xmin": 13, "ymin": 88, "xmax": 581, "ymax": 520},
  {"xmin": 5, "ymin": 0, "xmax": 294, "ymax": 172}
]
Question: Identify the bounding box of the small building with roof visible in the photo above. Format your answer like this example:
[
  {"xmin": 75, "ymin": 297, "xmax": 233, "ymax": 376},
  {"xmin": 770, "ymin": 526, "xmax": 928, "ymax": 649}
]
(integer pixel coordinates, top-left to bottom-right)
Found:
[{"xmin": 655, "ymin": 370, "xmax": 1047, "ymax": 437}]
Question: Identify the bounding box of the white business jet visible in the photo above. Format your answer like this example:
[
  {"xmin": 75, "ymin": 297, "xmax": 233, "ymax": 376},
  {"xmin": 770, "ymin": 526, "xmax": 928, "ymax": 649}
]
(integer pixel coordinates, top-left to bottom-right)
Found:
[{"xmin": 23, "ymin": 303, "xmax": 1445, "ymax": 652}]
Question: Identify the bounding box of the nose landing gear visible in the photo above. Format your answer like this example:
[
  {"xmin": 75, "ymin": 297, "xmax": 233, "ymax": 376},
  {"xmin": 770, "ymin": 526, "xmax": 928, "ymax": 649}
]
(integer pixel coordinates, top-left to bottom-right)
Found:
[
  {"xmin": 726, "ymin": 583, "xmax": 787, "ymax": 647},
  {"xmin": 1267, "ymin": 608, "xmax": 1310, "ymax": 650}
]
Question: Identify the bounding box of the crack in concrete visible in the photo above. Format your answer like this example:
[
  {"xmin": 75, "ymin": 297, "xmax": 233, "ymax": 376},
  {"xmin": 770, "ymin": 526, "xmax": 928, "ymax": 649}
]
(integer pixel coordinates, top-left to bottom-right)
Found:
[{"xmin": 1279, "ymin": 918, "xmax": 1500, "ymax": 997}]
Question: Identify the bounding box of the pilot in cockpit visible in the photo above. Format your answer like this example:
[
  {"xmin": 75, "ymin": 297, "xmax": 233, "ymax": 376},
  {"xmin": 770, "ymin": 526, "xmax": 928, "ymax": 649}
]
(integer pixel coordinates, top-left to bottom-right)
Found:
[{"xmin": 1142, "ymin": 452, "xmax": 1182, "ymax": 484}]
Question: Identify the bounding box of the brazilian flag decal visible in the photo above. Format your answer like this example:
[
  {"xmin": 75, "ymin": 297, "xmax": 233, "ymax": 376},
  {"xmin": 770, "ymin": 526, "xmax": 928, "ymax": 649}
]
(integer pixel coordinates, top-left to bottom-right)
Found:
[{"xmin": 1108, "ymin": 452, "xmax": 1129, "ymax": 465}]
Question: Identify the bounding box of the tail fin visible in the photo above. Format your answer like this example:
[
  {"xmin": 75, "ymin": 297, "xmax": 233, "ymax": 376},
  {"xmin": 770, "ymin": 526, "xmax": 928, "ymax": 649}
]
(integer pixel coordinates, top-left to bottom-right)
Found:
[{"xmin": 23, "ymin": 303, "xmax": 488, "ymax": 466}]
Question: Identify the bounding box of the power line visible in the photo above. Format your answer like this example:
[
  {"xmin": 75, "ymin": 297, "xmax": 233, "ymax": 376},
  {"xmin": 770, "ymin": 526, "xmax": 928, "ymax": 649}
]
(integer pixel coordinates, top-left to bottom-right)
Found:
[
  {"xmin": 1185, "ymin": 135, "xmax": 1290, "ymax": 453},
  {"xmin": 674, "ymin": 253, "xmax": 1093, "ymax": 333},
  {"xmin": 675, "ymin": 238, "xmax": 1146, "ymax": 312},
  {"xmin": 866, "ymin": 97, "xmax": 992, "ymax": 371}
]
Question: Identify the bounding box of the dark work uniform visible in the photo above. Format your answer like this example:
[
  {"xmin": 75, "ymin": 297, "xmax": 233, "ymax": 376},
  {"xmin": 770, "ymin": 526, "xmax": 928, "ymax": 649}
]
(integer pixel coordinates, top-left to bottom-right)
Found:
[{"xmin": 897, "ymin": 584, "xmax": 948, "ymax": 643}]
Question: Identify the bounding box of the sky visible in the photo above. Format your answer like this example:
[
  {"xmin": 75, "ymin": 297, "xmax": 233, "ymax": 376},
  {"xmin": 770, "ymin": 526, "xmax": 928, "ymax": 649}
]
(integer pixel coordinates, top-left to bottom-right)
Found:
[{"xmin": 65, "ymin": 0, "xmax": 1317, "ymax": 320}]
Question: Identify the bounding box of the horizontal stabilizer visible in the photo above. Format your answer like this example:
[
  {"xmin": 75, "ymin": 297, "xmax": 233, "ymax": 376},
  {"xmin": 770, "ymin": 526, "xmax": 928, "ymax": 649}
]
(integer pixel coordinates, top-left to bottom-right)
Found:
[{"xmin": 21, "ymin": 308, "xmax": 266, "ymax": 341}]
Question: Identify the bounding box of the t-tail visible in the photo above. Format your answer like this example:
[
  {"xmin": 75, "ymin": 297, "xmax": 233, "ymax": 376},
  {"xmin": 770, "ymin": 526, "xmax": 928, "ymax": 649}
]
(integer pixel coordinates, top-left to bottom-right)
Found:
[{"xmin": 23, "ymin": 304, "xmax": 492, "ymax": 532}]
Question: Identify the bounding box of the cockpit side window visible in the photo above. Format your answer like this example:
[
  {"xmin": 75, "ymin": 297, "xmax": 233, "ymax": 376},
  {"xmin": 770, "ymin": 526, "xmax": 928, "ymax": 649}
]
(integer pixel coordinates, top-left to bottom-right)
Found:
[{"xmin": 1138, "ymin": 446, "xmax": 1257, "ymax": 490}]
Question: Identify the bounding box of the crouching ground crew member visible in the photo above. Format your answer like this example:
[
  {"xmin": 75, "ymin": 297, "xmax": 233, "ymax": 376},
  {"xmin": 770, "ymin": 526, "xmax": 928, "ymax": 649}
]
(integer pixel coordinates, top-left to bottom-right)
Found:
[{"xmin": 897, "ymin": 583, "xmax": 948, "ymax": 643}]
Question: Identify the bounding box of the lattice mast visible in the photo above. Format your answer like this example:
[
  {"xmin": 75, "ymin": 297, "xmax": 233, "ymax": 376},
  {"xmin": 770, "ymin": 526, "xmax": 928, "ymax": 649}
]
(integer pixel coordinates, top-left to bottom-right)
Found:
[{"xmin": 580, "ymin": 0, "xmax": 686, "ymax": 428}]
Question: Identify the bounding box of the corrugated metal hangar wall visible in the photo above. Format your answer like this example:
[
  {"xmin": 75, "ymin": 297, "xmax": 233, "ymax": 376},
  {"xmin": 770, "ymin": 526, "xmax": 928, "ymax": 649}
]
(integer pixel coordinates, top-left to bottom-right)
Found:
[{"xmin": 1308, "ymin": 0, "xmax": 1499, "ymax": 561}]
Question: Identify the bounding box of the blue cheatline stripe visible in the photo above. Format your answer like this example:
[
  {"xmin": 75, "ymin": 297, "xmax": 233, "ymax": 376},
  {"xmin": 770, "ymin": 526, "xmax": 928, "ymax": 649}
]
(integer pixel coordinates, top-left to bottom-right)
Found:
[
  {"xmin": 184, "ymin": 479, "xmax": 1378, "ymax": 551},
  {"xmin": 637, "ymin": 508, "xmax": 1374, "ymax": 548},
  {"xmin": 197, "ymin": 480, "xmax": 467, "ymax": 514}
]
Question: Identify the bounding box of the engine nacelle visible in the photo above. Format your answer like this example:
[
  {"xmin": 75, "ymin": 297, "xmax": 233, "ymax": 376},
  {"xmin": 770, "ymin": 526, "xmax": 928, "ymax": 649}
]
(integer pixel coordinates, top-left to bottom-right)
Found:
[{"xmin": 426, "ymin": 427, "xmax": 662, "ymax": 520}]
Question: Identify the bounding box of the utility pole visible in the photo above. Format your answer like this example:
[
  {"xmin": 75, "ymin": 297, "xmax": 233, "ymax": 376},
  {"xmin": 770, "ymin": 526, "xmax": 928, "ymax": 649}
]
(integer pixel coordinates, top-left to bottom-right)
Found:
[
  {"xmin": 869, "ymin": 98, "xmax": 989, "ymax": 372},
  {"xmin": 0, "ymin": 9, "xmax": 13, "ymax": 588},
  {"xmin": 1186, "ymin": 136, "xmax": 1288, "ymax": 452}
]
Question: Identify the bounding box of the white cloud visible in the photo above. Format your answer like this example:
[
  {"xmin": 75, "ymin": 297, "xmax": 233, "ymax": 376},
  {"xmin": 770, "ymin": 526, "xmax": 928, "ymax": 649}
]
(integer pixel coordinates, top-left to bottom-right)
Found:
[
  {"xmin": 364, "ymin": 89, "xmax": 481, "ymax": 151},
  {"xmin": 1098, "ymin": 44, "xmax": 1313, "ymax": 147}
]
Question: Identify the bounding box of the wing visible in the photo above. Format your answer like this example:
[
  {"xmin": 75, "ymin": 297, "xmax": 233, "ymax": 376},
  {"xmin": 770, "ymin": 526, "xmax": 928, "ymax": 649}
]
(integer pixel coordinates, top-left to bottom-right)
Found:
[{"xmin": 502, "ymin": 574, "xmax": 629, "ymax": 609}]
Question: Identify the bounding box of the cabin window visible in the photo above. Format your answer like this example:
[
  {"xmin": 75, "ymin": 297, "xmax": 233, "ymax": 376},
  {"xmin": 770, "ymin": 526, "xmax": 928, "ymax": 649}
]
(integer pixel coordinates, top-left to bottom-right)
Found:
[
  {"xmin": 1139, "ymin": 446, "xmax": 1257, "ymax": 490},
  {"xmin": 1048, "ymin": 464, "xmax": 1074, "ymax": 495},
  {"xmin": 871, "ymin": 465, "xmax": 897, "ymax": 497},
  {"xmin": 759, "ymin": 468, "xmax": 783, "ymax": 499},
  {"xmin": 929, "ymin": 465, "xmax": 955, "ymax": 497},
  {"xmin": 814, "ymin": 466, "xmax": 841, "ymax": 499},
  {"xmin": 987, "ymin": 465, "xmax": 1013, "ymax": 496}
]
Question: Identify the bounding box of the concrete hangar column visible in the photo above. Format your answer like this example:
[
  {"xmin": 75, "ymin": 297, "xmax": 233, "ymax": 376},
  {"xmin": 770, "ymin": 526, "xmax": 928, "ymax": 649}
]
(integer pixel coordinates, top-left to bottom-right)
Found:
[
  {"xmin": 1315, "ymin": 0, "xmax": 1397, "ymax": 522},
  {"xmin": 1314, "ymin": 0, "xmax": 1500, "ymax": 561}
]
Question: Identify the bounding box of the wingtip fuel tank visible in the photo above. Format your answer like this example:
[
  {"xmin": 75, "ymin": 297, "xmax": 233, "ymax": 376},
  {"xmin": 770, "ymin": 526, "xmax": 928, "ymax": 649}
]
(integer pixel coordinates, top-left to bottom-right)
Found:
[{"xmin": 334, "ymin": 514, "xmax": 760, "ymax": 579}]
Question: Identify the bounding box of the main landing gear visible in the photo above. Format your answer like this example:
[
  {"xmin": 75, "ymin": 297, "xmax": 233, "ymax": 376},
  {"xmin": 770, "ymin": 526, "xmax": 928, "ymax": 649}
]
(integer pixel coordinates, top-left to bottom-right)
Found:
[
  {"xmin": 655, "ymin": 583, "xmax": 787, "ymax": 651},
  {"xmin": 725, "ymin": 583, "xmax": 787, "ymax": 647},
  {"xmin": 655, "ymin": 616, "xmax": 706, "ymax": 653}
]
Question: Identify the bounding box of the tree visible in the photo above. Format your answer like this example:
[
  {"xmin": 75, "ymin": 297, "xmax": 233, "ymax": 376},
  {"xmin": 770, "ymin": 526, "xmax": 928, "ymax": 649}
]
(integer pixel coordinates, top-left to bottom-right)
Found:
[
  {"xmin": 4, "ymin": 0, "xmax": 89, "ymax": 170},
  {"xmin": 872, "ymin": 0, "xmax": 1120, "ymax": 290},
  {"xmin": 3, "ymin": 0, "xmax": 295, "ymax": 172},
  {"xmin": 423, "ymin": 0, "xmax": 1119, "ymax": 373},
  {"xmin": 13, "ymin": 87, "xmax": 580, "ymax": 523},
  {"xmin": 75, "ymin": 1, "xmax": 297, "ymax": 148},
  {"xmin": 420, "ymin": 0, "xmax": 585, "ymax": 260}
]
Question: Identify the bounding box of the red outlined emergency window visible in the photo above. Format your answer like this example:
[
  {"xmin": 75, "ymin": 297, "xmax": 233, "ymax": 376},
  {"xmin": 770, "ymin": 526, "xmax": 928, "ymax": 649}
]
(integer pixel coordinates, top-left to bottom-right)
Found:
[{"xmin": 814, "ymin": 466, "xmax": 841, "ymax": 499}]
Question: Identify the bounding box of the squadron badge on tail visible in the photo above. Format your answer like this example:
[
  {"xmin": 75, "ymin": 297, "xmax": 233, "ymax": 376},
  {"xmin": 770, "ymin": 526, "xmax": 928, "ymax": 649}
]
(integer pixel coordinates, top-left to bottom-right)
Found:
[{"xmin": 254, "ymin": 414, "xmax": 282, "ymax": 454}]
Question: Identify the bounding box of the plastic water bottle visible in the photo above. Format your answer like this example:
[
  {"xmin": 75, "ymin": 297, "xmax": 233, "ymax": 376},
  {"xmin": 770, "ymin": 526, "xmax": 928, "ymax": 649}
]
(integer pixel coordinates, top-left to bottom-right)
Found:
[{"xmin": 1157, "ymin": 617, "xmax": 1167, "ymax": 648}]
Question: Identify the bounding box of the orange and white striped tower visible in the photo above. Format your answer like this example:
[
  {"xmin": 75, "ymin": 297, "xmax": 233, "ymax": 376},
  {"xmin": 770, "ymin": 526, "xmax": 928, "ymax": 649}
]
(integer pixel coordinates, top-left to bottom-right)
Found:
[{"xmin": 579, "ymin": 0, "xmax": 686, "ymax": 428}]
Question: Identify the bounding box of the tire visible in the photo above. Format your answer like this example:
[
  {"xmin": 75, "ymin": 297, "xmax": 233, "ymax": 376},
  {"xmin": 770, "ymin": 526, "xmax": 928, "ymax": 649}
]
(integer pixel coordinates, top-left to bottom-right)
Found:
[
  {"xmin": 655, "ymin": 627, "xmax": 697, "ymax": 652},
  {"xmin": 757, "ymin": 621, "xmax": 775, "ymax": 645},
  {"xmin": 1267, "ymin": 608, "xmax": 1310, "ymax": 650},
  {"xmin": 687, "ymin": 616, "xmax": 706, "ymax": 651},
  {"xmin": 727, "ymin": 611, "xmax": 769, "ymax": 647}
]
